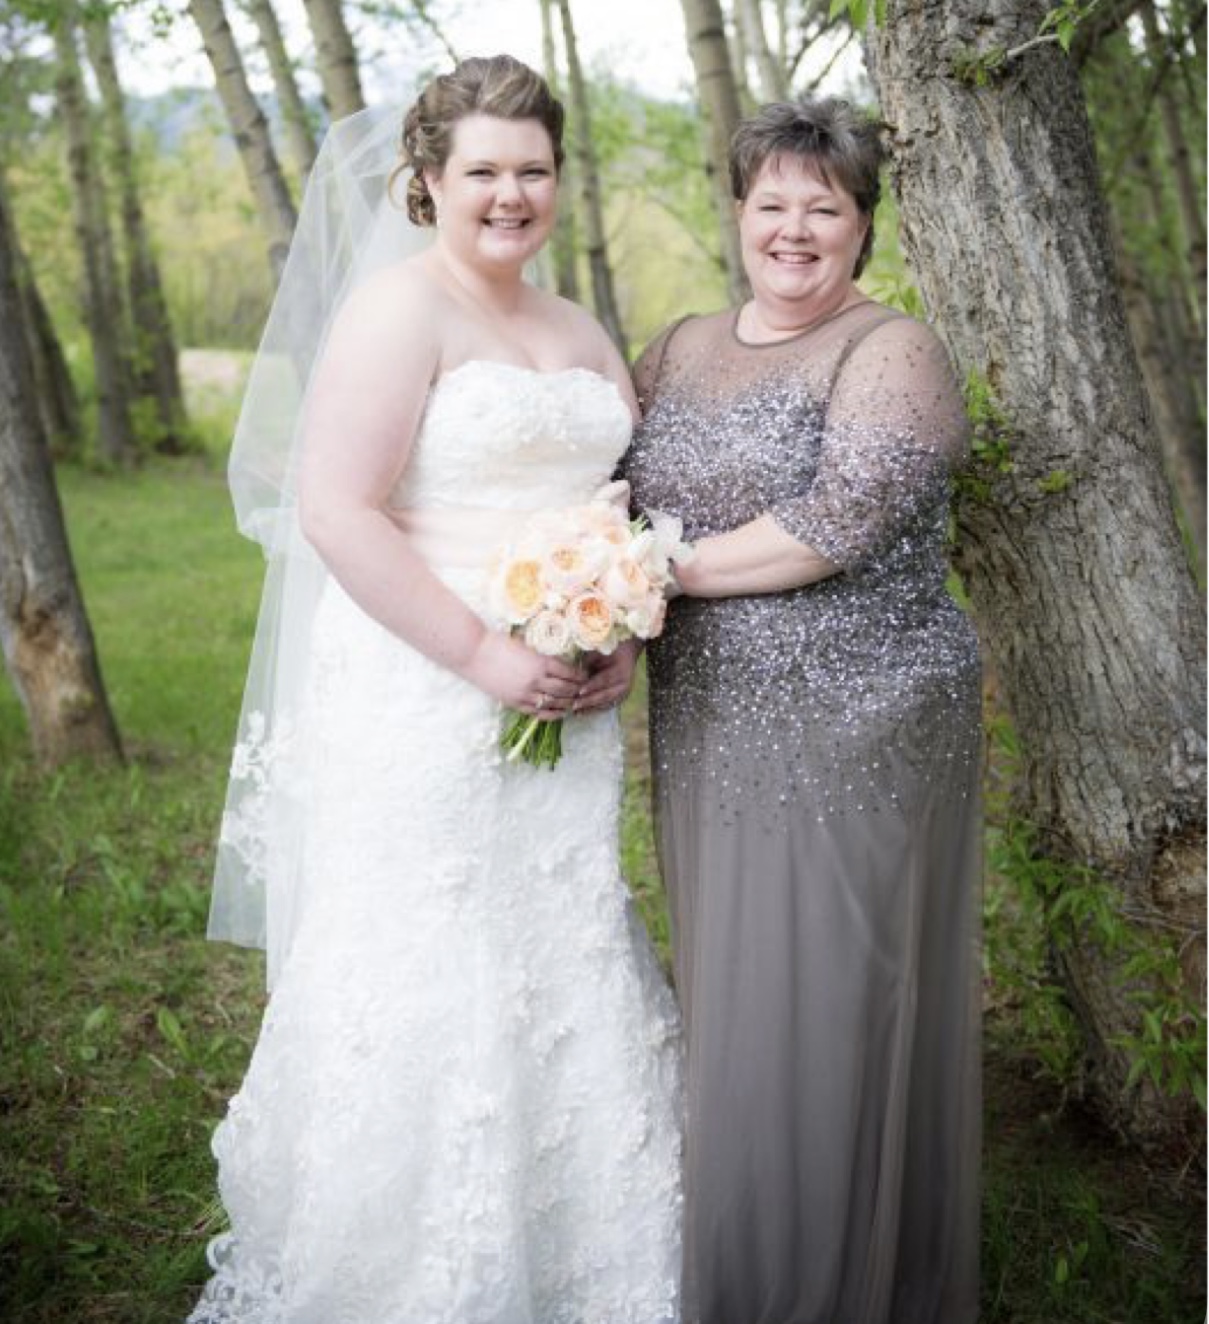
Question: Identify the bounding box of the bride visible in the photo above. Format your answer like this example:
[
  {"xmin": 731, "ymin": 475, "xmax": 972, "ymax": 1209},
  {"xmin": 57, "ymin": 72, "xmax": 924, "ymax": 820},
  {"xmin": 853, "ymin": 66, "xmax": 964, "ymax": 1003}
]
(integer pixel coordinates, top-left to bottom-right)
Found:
[{"xmin": 189, "ymin": 55, "xmax": 682, "ymax": 1323}]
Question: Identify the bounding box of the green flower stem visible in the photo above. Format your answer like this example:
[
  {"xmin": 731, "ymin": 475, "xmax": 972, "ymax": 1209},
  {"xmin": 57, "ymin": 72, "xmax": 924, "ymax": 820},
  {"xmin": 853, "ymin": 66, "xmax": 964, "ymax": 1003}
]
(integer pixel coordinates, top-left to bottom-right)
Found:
[{"xmin": 501, "ymin": 711, "xmax": 565, "ymax": 769}]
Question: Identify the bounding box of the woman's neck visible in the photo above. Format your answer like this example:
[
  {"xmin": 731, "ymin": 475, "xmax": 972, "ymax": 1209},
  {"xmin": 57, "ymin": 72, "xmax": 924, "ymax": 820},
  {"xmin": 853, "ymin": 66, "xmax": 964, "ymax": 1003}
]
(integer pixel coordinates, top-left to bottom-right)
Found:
[
  {"xmin": 739, "ymin": 287, "xmax": 866, "ymax": 344},
  {"xmin": 431, "ymin": 245, "xmax": 526, "ymax": 319}
]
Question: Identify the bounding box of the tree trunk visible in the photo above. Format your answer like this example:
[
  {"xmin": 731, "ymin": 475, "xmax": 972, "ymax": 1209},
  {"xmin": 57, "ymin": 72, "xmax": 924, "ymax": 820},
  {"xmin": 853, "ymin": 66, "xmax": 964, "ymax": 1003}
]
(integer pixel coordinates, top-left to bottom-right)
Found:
[
  {"xmin": 540, "ymin": 0, "xmax": 580, "ymax": 301},
  {"xmin": 53, "ymin": 2, "xmax": 134, "ymax": 466},
  {"xmin": 243, "ymin": 0, "xmax": 318, "ymax": 181},
  {"xmin": 678, "ymin": 0, "xmax": 750, "ymax": 303},
  {"xmin": 84, "ymin": 8, "xmax": 188, "ymax": 454},
  {"xmin": 1113, "ymin": 210, "xmax": 1208, "ymax": 563},
  {"xmin": 736, "ymin": 0, "xmax": 789, "ymax": 101},
  {"xmin": 555, "ymin": 0, "xmax": 628, "ymax": 357},
  {"xmin": 301, "ymin": 0, "xmax": 365, "ymax": 121},
  {"xmin": 187, "ymin": 0, "xmax": 298, "ymax": 280},
  {"xmin": 1140, "ymin": 0, "xmax": 1207, "ymax": 331},
  {"xmin": 13, "ymin": 238, "xmax": 80, "ymax": 460},
  {"xmin": 869, "ymin": 0, "xmax": 1206, "ymax": 1155},
  {"xmin": 0, "ymin": 175, "xmax": 122, "ymax": 768}
]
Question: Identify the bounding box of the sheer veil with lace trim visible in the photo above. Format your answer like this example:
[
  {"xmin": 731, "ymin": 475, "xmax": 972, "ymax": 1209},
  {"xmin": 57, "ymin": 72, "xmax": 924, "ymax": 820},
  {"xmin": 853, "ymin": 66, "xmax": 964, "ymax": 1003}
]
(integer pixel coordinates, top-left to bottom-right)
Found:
[{"xmin": 211, "ymin": 105, "xmax": 431, "ymax": 986}]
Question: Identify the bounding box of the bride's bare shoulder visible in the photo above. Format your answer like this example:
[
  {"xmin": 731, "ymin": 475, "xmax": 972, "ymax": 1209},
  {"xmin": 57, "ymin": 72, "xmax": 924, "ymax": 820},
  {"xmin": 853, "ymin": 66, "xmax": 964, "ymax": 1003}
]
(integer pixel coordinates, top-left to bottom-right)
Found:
[{"xmin": 331, "ymin": 256, "xmax": 449, "ymax": 352}]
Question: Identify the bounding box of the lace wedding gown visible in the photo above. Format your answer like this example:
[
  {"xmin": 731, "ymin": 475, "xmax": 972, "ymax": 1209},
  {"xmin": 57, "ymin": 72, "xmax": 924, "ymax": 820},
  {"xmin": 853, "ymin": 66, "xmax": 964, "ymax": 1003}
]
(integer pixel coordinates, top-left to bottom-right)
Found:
[{"xmin": 189, "ymin": 362, "xmax": 683, "ymax": 1324}]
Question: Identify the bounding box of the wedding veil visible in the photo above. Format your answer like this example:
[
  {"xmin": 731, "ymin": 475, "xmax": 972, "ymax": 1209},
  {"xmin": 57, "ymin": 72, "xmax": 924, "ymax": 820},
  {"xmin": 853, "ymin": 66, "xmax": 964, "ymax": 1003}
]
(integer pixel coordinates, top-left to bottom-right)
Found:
[{"xmin": 211, "ymin": 104, "xmax": 432, "ymax": 987}]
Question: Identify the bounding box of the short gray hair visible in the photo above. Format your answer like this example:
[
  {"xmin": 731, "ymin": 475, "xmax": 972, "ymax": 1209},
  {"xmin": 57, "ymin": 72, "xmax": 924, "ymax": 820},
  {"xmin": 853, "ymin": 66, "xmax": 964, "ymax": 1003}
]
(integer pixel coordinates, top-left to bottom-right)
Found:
[{"xmin": 729, "ymin": 97, "xmax": 887, "ymax": 277}]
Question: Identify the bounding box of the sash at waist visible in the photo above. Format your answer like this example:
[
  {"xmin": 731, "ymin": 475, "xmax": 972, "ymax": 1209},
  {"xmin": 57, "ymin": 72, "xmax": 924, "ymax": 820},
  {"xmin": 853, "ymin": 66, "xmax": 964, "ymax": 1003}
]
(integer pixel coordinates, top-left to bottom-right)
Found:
[{"xmin": 387, "ymin": 505, "xmax": 536, "ymax": 569}]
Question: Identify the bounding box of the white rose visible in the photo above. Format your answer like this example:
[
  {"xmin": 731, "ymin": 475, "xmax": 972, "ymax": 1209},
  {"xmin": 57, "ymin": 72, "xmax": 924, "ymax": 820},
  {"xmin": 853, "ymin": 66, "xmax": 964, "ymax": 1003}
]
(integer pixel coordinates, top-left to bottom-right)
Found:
[{"xmin": 524, "ymin": 609, "xmax": 574, "ymax": 657}]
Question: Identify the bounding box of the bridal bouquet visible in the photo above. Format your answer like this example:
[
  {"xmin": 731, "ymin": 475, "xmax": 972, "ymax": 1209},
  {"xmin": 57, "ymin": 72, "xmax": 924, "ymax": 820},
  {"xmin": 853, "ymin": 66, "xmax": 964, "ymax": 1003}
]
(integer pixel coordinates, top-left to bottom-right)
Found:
[{"xmin": 488, "ymin": 499, "xmax": 694, "ymax": 769}]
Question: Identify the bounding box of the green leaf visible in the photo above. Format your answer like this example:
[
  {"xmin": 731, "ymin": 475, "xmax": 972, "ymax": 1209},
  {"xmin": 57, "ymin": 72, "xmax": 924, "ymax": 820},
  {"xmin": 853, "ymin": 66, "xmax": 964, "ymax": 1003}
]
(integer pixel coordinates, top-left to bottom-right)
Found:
[
  {"xmin": 82, "ymin": 1005, "xmax": 110, "ymax": 1036},
  {"xmin": 156, "ymin": 1006, "xmax": 188, "ymax": 1056}
]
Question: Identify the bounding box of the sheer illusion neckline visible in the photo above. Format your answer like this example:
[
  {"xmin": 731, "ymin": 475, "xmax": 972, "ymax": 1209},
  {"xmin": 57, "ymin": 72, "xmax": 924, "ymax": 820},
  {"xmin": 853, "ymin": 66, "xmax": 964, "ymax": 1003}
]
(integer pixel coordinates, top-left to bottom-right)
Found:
[{"xmin": 730, "ymin": 297, "xmax": 875, "ymax": 349}]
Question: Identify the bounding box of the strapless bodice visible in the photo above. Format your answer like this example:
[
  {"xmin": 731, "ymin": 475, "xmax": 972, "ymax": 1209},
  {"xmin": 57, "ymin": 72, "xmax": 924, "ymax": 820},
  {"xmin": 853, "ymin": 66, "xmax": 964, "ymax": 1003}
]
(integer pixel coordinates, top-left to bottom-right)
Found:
[{"xmin": 389, "ymin": 360, "xmax": 631, "ymax": 518}]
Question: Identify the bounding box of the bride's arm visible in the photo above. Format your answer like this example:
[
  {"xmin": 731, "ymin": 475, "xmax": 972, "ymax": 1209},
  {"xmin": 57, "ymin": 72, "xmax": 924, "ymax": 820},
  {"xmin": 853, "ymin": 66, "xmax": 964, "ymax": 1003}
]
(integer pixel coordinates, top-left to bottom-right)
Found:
[{"xmin": 298, "ymin": 268, "xmax": 583, "ymax": 713}]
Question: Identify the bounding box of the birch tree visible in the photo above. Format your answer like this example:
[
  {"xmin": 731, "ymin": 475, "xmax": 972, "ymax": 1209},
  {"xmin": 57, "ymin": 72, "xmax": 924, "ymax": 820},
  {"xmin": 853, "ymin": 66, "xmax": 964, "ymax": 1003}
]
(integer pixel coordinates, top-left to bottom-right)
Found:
[
  {"xmin": 540, "ymin": 0, "xmax": 580, "ymax": 301},
  {"xmin": 555, "ymin": 0, "xmax": 627, "ymax": 356},
  {"xmin": 869, "ymin": 0, "xmax": 1206, "ymax": 1152},
  {"xmin": 0, "ymin": 173, "xmax": 122, "ymax": 768},
  {"xmin": 301, "ymin": 0, "xmax": 365, "ymax": 120},
  {"xmin": 84, "ymin": 7, "xmax": 187, "ymax": 453},
  {"xmin": 53, "ymin": 0, "xmax": 133, "ymax": 465},
  {"xmin": 677, "ymin": 0, "xmax": 748, "ymax": 301},
  {"xmin": 187, "ymin": 0, "xmax": 298, "ymax": 279},
  {"xmin": 736, "ymin": 0, "xmax": 789, "ymax": 101},
  {"xmin": 243, "ymin": 0, "xmax": 318, "ymax": 181}
]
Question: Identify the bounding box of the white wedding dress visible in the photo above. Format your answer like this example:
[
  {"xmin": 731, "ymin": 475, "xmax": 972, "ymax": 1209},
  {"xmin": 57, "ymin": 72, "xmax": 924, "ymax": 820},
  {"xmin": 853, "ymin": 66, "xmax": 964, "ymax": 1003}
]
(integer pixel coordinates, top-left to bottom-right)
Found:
[{"xmin": 189, "ymin": 362, "xmax": 684, "ymax": 1324}]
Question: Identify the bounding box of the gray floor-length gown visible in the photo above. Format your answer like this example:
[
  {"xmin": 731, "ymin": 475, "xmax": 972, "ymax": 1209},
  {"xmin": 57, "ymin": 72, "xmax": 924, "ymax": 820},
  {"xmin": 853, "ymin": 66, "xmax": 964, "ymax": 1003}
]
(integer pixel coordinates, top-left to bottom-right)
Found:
[{"xmin": 624, "ymin": 301, "xmax": 982, "ymax": 1324}]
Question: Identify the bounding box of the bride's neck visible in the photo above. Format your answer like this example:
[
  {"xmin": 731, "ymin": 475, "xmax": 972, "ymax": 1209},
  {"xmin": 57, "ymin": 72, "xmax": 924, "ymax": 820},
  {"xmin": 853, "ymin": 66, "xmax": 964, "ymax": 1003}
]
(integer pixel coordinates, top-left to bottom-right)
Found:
[{"xmin": 434, "ymin": 247, "xmax": 526, "ymax": 318}]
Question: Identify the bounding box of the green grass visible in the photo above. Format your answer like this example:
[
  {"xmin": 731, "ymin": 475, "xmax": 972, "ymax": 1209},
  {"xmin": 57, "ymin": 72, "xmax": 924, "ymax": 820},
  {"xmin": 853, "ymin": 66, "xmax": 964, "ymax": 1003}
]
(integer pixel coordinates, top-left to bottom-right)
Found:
[{"xmin": 0, "ymin": 427, "xmax": 1203, "ymax": 1322}]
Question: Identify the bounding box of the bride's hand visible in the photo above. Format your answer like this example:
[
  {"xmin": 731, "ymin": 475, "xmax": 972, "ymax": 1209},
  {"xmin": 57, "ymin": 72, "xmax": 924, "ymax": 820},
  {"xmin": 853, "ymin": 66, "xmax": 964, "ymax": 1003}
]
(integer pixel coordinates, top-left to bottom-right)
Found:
[
  {"xmin": 459, "ymin": 631, "xmax": 585, "ymax": 718},
  {"xmin": 573, "ymin": 638, "xmax": 641, "ymax": 713}
]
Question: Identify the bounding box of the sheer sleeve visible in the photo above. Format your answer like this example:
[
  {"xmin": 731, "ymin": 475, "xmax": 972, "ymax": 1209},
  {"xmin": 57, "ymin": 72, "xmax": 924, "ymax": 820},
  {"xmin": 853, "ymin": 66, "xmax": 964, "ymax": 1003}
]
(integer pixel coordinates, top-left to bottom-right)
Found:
[
  {"xmin": 631, "ymin": 316, "xmax": 692, "ymax": 416},
  {"xmin": 770, "ymin": 317, "xmax": 968, "ymax": 573}
]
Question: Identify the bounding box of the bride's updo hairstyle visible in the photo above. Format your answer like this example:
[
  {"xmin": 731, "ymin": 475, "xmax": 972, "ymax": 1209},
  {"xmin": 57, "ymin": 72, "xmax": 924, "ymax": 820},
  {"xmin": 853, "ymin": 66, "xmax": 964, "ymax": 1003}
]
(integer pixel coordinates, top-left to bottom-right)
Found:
[
  {"xmin": 392, "ymin": 55, "xmax": 566, "ymax": 227},
  {"xmin": 729, "ymin": 97, "xmax": 886, "ymax": 277}
]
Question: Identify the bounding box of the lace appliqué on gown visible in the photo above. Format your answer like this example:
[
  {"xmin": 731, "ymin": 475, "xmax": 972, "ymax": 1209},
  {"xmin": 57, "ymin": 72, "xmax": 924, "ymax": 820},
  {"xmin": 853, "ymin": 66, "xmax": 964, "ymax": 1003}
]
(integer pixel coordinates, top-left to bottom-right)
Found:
[{"xmin": 190, "ymin": 363, "xmax": 683, "ymax": 1324}]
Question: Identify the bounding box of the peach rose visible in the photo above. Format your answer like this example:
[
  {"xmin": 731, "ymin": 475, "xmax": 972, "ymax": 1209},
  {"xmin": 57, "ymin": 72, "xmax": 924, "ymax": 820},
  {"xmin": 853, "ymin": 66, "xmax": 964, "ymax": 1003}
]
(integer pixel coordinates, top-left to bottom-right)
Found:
[
  {"xmin": 568, "ymin": 591, "xmax": 616, "ymax": 652},
  {"xmin": 494, "ymin": 557, "xmax": 544, "ymax": 624}
]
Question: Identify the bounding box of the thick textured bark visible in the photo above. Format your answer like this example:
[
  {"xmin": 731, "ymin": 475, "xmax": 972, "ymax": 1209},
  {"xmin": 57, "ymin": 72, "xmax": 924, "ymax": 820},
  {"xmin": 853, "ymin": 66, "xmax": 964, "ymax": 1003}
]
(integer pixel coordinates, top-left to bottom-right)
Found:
[
  {"xmin": 187, "ymin": 0, "xmax": 298, "ymax": 279},
  {"xmin": 736, "ymin": 0, "xmax": 789, "ymax": 101},
  {"xmin": 1140, "ymin": 0, "xmax": 1207, "ymax": 331},
  {"xmin": 243, "ymin": 0, "xmax": 318, "ymax": 180},
  {"xmin": 53, "ymin": 3, "xmax": 133, "ymax": 465},
  {"xmin": 678, "ymin": 0, "xmax": 749, "ymax": 302},
  {"xmin": 84, "ymin": 9, "xmax": 188, "ymax": 453},
  {"xmin": 301, "ymin": 0, "xmax": 365, "ymax": 120},
  {"xmin": 540, "ymin": 0, "xmax": 580, "ymax": 301},
  {"xmin": 869, "ymin": 0, "xmax": 1206, "ymax": 1153},
  {"xmin": 13, "ymin": 240, "xmax": 80, "ymax": 459},
  {"xmin": 0, "ymin": 176, "xmax": 122, "ymax": 768},
  {"xmin": 555, "ymin": 0, "xmax": 628, "ymax": 357}
]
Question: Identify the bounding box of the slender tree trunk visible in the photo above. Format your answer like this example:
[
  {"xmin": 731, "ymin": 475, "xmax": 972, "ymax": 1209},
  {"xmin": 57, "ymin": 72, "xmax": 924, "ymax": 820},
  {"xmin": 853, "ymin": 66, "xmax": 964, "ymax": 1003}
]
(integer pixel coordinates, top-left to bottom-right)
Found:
[
  {"xmin": 555, "ymin": 0, "xmax": 628, "ymax": 357},
  {"xmin": 870, "ymin": 0, "xmax": 1206, "ymax": 1154},
  {"xmin": 540, "ymin": 0, "xmax": 580, "ymax": 301},
  {"xmin": 0, "ymin": 176, "xmax": 122, "ymax": 768},
  {"xmin": 736, "ymin": 0, "xmax": 789, "ymax": 101},
  {"xmin": 53, "ymin": 3, "xmax": 133, "ymax": 466},
  {"xmin": 678, "ymin": 0, "xmax": 750, "ymax": 303},
  {"xmin": 1113, "ymin": 212, "xmax": 1207, "ymax": 563},
  {"xmin": 84, "ymin": 9, "xmax": 188, "ymax": 454},
  {"xmin": 187, "ymin": 0, "xmax": 298, "ymax": 280},
  {"xmin": 1141, "ymin": 0, "xmax": 1207, "ymax": 331},
  {"xmin": 301, "ymin": 0, "xmax": 365, "ymax": 120},
  {"xmin": 243, "ymin": 0, "xmax": 318, "ymax": 181},
  {"xmin": 13, "ymin": 239, "xmax": 80, "ymax": 460}
]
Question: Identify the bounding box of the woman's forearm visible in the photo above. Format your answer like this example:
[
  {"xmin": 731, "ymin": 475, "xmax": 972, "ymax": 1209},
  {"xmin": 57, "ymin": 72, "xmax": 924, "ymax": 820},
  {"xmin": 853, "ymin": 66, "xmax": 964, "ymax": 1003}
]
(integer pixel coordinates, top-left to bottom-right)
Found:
[
  {"xmin": 301, "ymin": 502, "xmax": 490, "ymax": 676},
  {"xmin": 677, "ymin": 514, "xmax": 838, "ymax": 598}
]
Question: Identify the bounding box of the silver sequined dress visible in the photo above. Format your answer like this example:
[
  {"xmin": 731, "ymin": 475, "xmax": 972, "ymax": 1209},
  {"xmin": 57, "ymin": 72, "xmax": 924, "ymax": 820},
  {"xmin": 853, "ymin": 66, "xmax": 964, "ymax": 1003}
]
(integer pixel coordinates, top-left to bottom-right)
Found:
[{"xmin": 624, "ymin": 301, "xmax": 982, "ymax": 1324}]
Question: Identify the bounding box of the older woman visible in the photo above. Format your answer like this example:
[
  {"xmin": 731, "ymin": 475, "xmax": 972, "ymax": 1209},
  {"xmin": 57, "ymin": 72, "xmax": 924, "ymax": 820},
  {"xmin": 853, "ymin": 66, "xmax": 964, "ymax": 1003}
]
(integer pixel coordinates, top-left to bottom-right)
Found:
[{"xmin": 623, "ymin": 98, "xmax": 982, "ymax": 1324}]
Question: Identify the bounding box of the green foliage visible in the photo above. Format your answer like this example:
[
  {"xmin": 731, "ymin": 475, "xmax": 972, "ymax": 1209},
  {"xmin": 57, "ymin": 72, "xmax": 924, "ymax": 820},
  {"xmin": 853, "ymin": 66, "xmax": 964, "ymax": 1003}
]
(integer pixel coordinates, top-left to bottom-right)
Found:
[
  {"xmin": 1039, "ymin": 0, "xmax": 1103, "ymax": 53},
  {"xmin": 585, "ymin": 76, "xmax": 729, "ymax": 344},
  {"xmin": 828, "ymin": 0, "xmax": 886, "ymax": 30},
  {"xmin": 990, "ymin": 807, "xmax": 1206, "ymax": 1113},
  {"xmin": 951, "ymin": 1, "xmax": 1101, "ymax": 85},
  {"xmin": 957, "ymin": 369, "xmax": 1016, "ymax": 502}
]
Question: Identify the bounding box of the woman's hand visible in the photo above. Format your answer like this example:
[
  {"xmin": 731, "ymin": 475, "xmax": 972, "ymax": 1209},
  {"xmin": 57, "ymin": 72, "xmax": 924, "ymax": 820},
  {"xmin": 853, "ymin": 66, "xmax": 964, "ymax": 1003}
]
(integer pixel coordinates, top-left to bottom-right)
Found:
[
  {"xmin": 573, "ymin": 638, "xmax": 642, "ymax": 713},
  {"xmin": 458, "ymin": 631, "xmax": 585, "ymax": 718}
]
